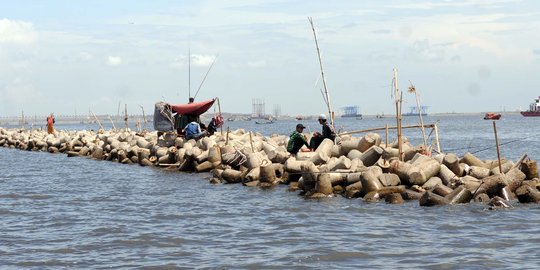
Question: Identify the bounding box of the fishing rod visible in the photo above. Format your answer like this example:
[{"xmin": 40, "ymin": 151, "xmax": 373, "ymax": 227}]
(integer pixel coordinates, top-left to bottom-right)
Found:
[{"xmin": 193, "ymin": 55, "xmax": 218, "ymax": 100}]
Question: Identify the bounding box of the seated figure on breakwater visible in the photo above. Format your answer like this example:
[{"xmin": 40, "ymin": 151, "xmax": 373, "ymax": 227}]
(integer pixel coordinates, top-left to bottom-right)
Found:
[
  {"xmin": 309, "ymin": 114, "xmax": 336, "ymax": 150},
  {"xmin": 183, "ymin": 117, "xmax": 208, "ymax": 140},
  {"xmin": 287, "ymin": 123, "xmax": 311, "ymax": 155}
]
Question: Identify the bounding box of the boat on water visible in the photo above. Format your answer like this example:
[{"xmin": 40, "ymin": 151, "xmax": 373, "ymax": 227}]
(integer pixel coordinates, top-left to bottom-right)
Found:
[
  {"xmin": 520, "ymin": 96, "xmax": 540, "ymax": 117},
  {"xmin": 295, "ymin": 116, "xmax": 304, "ymax": 120},
  {"xmin": 403, "ymin": 106, "xmax": 428, "ymax": 116},
  {"xmin": 255, "ymin": 120, "xmax": 274, "ymax": 124},
  {"xmin": 484, "ymin": 112, "xmax": 501, "ymax": 120},
  {"xmin": 376, "ymin": 112, "xmax": 385, "ymax": 119}
]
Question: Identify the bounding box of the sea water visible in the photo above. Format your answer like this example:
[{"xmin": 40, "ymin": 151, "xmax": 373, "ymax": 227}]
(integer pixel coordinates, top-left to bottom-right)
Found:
[{"xmin": 1, "ymin": 114, "xmax": 540, "ymax": 269}]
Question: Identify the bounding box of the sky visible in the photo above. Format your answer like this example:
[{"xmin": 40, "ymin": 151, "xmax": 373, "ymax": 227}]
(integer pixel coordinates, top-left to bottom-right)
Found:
[{"xmin": 1, "ymin": 0, "xmax": 540, "ymax": 117}]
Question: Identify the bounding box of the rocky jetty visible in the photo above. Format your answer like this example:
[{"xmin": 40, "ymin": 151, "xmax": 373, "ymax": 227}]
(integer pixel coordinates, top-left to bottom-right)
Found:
[{"xmin": 1, "ymin": 127, "xmax": 539, "ymax": 209}]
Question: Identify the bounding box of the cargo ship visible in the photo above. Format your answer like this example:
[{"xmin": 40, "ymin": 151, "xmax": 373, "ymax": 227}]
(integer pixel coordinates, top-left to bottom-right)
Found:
[{"xmin": 521, "ymin": 96, "xmax": 540, "ymax": 117}]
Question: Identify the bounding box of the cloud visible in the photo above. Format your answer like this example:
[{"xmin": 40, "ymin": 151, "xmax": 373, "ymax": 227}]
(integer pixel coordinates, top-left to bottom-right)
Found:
[
  {"xmin": 107, "ymin": 56, "xmax": 122, "ymax": 66},
  {"xmin": 404, "ymin": 39, "xmax": 445, "ymax": 62},
  {"xmin": 0, "ymin": 18, "xmax": 37, "ymax": 44},
  {"xmin": 192, "ymin": 54, "xmax": 216, "ymax": 67}
]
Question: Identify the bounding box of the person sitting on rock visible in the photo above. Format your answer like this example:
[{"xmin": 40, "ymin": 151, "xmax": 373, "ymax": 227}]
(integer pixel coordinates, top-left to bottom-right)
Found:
[
  {"xmin": 309, "ymin": 114, "xmax": 336, "ymax": 150},
  {"xmin": 183, "ymin": 120, "xmax": 208, "ymax": 140},
  {"xmin": 287, "ymin": 123, "xmax": 310, "ymax": 155}
]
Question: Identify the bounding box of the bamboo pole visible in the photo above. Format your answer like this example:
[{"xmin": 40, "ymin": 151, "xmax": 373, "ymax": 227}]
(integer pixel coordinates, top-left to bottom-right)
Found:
[
  {"xmin": 249, "ymin": 131, "xmax": 254, "ymax": 152},
  {"xmin": 308, "ymin": 17, "xmax": 334, "ymax": 128},
  {"xmin": 493, "ymin": 121, "xmax": 503, "ymax": 174},
  {"xmin": 139, "ymin": 105, "xmax": 147, "ymax": 131},
  {"xmin": 90, "ymin": 110, "xmax": 104, "ymax": 131},
  {"xmin": 399, "ymin": 91, "xmax": 404, "ymax": 161},
  {"xmin": 393, "ymin": 68, "xmax": 402, "ymax": 161},
  {"xmin": 408, "ymin": 82, "xmax": 427, "ymax": 148},
  {"xmin": 108, "ymin": 115, "xmax": 117, "ymax": 131},
  {"xmin": 124, "ymin": 104, "xmax": 128, "ymax": 131},
  {"xmin": 226, "ymin": 127, "xmax": 230, "ymax": 145},
  {"xmin": 385, "ymin": 124, "xmax": 389, "ymax": 148},
  {"xmin": 339, "ymin": 123, "xmax": 436, "ymax": 136},
  {"xmin": 434, "ymin": 123, "xmax": 441, "ymax": 153},
  {"xmin": 216, "ymin": 98, "xmax": 223, "ymax": 135}
]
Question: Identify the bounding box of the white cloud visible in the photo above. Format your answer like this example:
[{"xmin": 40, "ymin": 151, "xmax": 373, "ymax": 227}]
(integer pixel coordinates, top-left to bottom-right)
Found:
[
  {"xmin": 0, "ymin": 18, "xmax": 37, "ymax": 44},
  {"xmin": 107, "ymin": 56, "xmax": 122, "ymax": 66},
  {"xmin": 192, "ymin": 54, "xmax": 216, "ymax": 67}
]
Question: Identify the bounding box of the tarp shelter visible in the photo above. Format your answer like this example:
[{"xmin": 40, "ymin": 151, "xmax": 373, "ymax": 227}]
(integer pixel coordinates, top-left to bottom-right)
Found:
[
  {"xmin": 171, "ymin": 99, "xmax": 216, "ymax": 115},
  {"xmin": 153, "ymin": 101, "xmax": 174, "ymax": 132}
]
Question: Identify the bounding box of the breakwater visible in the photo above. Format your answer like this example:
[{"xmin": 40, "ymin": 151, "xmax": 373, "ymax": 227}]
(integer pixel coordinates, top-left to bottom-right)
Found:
[{"xmin": 1, "ymin": 125, "xmax": 539, "ymax": 208}]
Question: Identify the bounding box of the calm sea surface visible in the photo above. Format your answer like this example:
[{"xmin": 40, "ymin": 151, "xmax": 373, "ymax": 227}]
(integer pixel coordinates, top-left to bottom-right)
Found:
[{"xmin": 2, "ymin": 114, "xmax": 540, "ymax": 269}]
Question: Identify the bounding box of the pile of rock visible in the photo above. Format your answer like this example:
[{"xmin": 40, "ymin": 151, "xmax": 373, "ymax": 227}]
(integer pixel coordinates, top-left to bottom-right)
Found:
[{"xmin": 1, "ymin": 127, "xmax": 538, "ymax": 208}]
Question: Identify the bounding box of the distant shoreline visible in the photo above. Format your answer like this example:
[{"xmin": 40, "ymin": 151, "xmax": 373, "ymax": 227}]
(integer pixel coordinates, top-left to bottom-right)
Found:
[{"xmin": 0, "ymin": 110, "xmax": 523, "ymax": 126}]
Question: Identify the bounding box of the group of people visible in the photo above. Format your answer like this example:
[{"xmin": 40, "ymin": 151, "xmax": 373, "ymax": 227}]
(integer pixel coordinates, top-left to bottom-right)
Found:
[
  {"xmin": 287, "ymin": 114, "xmax": 336, "ymax": 155},
  {"xmin": 177, "ymin": 115, "xmax": 219, "ymax": 140}
]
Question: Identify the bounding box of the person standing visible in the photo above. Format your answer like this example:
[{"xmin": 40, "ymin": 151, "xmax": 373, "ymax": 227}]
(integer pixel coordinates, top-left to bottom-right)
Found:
[
  {"xmin": 287, "ymin": 124, "xmax": 310, "ymax": 155},
  {"xmin": 309, "ymin": 114, "xmax": 336, "ymax": 150},
  {"xmin": 46, "ymin": 113, "xmax": 55, "ymax": 134}
]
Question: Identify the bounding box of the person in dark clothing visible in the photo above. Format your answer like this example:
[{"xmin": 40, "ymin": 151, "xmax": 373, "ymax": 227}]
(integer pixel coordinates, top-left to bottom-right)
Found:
[
  {"xmin": 309, "ymin": 114, "xmax": 336, "ymax": 150},
  {"xmin": 207, "ymin": 117, "xmax": 218, "ymax": 135},
  {"xmin": 287, "ymin": 124, "xmax": 310, "ymax": 155}
]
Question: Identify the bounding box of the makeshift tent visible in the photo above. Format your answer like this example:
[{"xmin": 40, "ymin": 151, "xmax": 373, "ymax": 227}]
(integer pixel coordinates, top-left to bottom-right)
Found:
[
  {"xmin": 153, "ymin": 101, "xmax": 174, "ymax": 132},
  {"xmin": 171, "ymin": 99, "xmax": 216, "ymax": 115}
]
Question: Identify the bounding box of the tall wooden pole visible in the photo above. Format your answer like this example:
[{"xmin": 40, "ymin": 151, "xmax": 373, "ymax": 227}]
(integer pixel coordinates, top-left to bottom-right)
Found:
[
  {"xmin": 434, "ymin": 123, "xmax": 441, "ymax": 153},
  {"xmin": 493, "ymin": 121, "xmax": 503, "ymax": 174},
  {"xmin": 393, "ymin": 68, "xmax": 403, "ymax": 161},
  {"xmin": 124, "ymin": 104, "xmax": 128, "ymax": 130},
  {"xmin": 385, "ymin": 124, "xmax": 389, "ymax": 148},
  {"xmin": 409, "ymin": 82, "xmax": 427, "ymax": 149},
  {"xmin": 139, "ymin": 105, "xmax": 147, "ymax": 131},
  {"xmin": 308, "ymin": 17, "xmax": 334, "ymax": 127},
  {"xmin": 108, "ymin": 115, "xmax": 117, "ymax": 131}
]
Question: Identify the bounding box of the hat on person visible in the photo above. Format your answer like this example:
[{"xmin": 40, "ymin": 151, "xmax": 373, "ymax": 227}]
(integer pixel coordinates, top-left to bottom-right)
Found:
[
  {"xmin": 318, "ymin": 114, "xmax": 327, "ymax": 120},
  {"xmin": 296, "ymin": 123, "xmax": 306, "ymax": 129}
]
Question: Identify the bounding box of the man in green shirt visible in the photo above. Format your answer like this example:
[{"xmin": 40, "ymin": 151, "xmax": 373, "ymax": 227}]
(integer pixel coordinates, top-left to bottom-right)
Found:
[{"xmin": 287, "ymin": 124, "xmax": 310, "ymax": 155}]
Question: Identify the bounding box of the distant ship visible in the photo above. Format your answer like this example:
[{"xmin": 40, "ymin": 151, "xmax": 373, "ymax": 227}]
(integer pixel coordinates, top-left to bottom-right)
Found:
[
  {"xmin": 341, "ymin": 106, "xmax": 363, "ymax": 119},
  {"xmin": 520, "ymin": 96, "xmax": 540, "ymax": 117},
  {"xmin": 403, "ymin": 106, "xmax": 428, "ymax": 116}
]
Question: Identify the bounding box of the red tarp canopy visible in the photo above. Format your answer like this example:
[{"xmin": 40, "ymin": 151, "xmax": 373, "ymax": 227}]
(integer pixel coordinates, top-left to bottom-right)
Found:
[{"xmin": 171, "ymin": 98, "xmax": 215, "ymax": 115}]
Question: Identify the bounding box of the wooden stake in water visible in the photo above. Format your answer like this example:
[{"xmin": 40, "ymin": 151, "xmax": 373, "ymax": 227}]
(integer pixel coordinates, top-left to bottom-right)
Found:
[
  {"xmin": 249, "ymin": 131, "xmax": 254, "ymax": 152},
  {"xmin": 139, "ymin": 105, "xmax": 147, "ymax": 131},
  {"xmin": 408, "ymin": 81, "xmax": 427, "ymax": 149},
  {"xmin": 393, "ymin": 68, "xmax": 403, "ymax": 161},
  {"xmin": 434, "ymin": 123, "xmax": 441, "ymax": 153},
  {"xmin": 493, "ymin": 121, "xmax": 503, "ymax": 174},
  {"xmin": 124, "ymin": 104, "xmax": 128, "ymax": 130},
  {"xmin": 90, "ymin": 110, "xmax": 104, "ymax": 131},
  {"xmin": 226, "ymin": 127, "xmax": 230, "ymax": 145},
  {"xmin": 385, "ymin": 124, "xmax": 389, "ymax": 148},
  {"xmin": 108, "ymin": 115, "xmax": 116, "ymax": 131}
]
